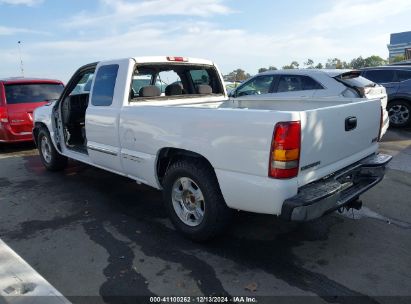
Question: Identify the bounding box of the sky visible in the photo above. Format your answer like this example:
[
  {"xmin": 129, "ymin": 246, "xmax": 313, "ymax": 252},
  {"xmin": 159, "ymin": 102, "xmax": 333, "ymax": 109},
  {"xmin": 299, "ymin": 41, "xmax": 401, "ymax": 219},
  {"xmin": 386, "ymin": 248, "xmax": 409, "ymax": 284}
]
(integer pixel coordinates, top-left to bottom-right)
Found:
[{"xmin": 0, "ymin": 0, "xmax": 411, "ymax": 82}]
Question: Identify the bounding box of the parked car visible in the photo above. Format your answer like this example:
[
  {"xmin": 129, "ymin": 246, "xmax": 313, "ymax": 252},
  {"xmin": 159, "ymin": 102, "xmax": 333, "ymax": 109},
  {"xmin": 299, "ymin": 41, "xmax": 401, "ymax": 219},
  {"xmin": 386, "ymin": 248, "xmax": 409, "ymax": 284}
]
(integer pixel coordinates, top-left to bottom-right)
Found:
[
  {"xmin": 0, "ymin": 78, "xmax": 64, "ymax": 143},
  {"xmin": 229, "ymin": 69, "xmax": 389, "ymax": 137},
  {"xmin": 359, "ymin": 66, "xmax": 411, "ymax": 127},
  {"xmin": 33, "ymin": 56, "xmax": 391, "ymax": 240}
]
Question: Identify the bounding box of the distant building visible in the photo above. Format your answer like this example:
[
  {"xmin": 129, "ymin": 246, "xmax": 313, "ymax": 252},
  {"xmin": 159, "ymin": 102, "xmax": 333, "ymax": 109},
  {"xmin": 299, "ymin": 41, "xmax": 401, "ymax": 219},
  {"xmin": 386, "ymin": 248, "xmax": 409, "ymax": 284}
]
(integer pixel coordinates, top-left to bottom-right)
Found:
[{"xmin": 387, "ymin": 31, "xmax": 411, "ymax": 60}]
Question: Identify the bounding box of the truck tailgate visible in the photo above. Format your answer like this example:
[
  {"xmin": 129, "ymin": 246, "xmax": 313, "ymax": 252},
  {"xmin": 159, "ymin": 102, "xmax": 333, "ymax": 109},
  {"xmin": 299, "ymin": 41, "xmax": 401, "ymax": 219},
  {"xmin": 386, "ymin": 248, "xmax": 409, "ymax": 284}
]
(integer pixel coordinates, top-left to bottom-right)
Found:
[{"xmin": 298, "ymin": 98, "xmax": 381, "ymax": 186}]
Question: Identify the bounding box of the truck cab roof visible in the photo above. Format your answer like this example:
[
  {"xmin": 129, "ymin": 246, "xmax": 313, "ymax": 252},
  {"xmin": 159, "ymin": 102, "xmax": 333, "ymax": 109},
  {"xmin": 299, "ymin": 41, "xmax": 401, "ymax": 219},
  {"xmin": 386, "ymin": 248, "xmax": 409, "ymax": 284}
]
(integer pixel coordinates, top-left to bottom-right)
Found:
[{"xmin": 93, "ymin": 56, "xmax": 215, "ymax": 67}]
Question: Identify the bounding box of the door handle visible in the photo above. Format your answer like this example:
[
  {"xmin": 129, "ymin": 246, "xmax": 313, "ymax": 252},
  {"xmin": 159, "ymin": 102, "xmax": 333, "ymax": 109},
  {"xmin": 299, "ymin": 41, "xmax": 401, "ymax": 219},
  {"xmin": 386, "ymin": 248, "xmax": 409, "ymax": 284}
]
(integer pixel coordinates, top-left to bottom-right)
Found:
[{"xmin": 345, "ymin": 116, "xmax": 357, "ymax": 131}]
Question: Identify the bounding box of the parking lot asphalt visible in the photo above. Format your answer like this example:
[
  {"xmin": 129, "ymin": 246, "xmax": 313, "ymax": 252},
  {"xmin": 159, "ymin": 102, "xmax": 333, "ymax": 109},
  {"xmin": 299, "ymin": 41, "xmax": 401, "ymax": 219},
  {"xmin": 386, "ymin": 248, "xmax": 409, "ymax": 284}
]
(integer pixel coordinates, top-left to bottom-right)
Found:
[{"xmin": 0, "ymin": 129, "xmax": 410, "ymax": 304}]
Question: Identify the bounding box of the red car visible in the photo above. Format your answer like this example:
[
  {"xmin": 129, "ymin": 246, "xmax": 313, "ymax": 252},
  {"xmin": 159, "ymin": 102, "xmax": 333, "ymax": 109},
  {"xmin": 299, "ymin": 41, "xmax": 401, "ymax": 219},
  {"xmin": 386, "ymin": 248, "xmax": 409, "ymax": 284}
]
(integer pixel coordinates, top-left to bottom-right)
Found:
[{"xmin": 0, "ymin": 78, "xmax": 64, "ymax": 143}]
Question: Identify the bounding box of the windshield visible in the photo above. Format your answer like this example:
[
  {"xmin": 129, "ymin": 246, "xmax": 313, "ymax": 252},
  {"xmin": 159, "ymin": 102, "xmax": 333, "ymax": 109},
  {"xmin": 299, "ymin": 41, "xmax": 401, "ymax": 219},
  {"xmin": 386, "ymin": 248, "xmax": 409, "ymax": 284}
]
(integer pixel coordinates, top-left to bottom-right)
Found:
[{"xmin": 5, "ymin": 83, "xmax": 64, "ymax": 104}]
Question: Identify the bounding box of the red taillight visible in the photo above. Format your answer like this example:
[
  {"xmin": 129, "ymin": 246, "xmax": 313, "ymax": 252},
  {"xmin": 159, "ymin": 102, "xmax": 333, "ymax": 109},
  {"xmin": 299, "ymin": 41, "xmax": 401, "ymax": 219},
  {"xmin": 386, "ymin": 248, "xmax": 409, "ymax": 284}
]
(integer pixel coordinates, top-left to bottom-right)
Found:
[
  {"xmin": 166, "ymin": 56, "xmax": 188, "ymax": 62},
  {"xmin": 378, "ymin": 106, "xmax": 383, "ymax": 141},
  {"xmin": 269, "ymin": 121, "xmax": 301, "ymax": 179},
  {"xmin": 0, "ymin": 107, "xmax": 8, "ymax": 123}
]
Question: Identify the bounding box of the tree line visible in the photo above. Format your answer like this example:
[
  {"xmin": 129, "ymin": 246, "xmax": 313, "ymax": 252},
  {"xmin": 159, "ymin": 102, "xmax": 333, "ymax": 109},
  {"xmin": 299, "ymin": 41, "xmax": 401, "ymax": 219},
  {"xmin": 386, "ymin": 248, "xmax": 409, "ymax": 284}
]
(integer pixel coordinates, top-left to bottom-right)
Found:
[{"xmin": 223, "ymin": 54, "xmax": 406, "ymax": 82}]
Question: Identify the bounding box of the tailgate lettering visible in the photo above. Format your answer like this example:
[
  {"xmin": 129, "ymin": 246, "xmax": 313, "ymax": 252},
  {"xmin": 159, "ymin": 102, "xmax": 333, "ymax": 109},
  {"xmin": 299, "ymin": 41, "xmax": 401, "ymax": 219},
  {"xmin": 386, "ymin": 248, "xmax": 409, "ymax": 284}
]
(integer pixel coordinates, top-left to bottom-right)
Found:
[{"xmin": 301, "ymin": 161, "xmax": 321, "ymax": 171}]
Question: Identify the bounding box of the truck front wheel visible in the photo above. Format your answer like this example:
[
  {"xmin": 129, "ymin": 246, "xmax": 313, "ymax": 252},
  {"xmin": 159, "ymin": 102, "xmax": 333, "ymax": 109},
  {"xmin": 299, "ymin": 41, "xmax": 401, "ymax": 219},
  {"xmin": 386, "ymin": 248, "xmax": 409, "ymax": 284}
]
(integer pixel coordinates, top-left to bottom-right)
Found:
[
  {"xmin": 37, "ymin": 127, "xmax": 68, "ymax": 171},
  {"xmin": 162, "ymin": 159, "xmax": 231, "ymax": 241}
]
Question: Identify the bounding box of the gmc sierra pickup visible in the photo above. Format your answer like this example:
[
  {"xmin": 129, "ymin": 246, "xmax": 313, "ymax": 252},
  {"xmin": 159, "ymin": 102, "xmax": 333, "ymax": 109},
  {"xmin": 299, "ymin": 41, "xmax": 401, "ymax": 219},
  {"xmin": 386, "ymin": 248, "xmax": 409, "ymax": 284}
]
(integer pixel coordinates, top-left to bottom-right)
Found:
[{"xmin": 33, "ymin": 56, "xmax": 391, "ymax": 240}]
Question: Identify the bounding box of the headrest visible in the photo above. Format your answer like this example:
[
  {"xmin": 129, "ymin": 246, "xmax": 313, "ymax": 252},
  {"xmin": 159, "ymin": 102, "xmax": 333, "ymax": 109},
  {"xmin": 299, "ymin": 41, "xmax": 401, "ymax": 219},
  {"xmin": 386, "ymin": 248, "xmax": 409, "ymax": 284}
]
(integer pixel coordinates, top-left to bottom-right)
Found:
[
  {"xmin": 139, "ymin": 85, "xmax": 161, "ymax": 97},
  {"xmin": 165, "ymin": 84, "xmax": 183, "ymax": 96},
  {"xmin": 196, "ymin": 84, "xmax": 212, "ymax": 94}
]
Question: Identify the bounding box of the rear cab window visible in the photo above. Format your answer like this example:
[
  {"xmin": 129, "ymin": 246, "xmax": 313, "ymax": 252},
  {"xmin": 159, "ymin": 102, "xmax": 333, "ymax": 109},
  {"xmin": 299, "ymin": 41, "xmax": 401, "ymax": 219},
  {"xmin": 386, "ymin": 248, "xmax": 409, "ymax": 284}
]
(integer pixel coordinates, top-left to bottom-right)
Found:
[
  {"xmin": 4, "ymin": 82, "xmax": 64, "ymax": 104},
  {"xmin": 130, "ymin": 63, "xmax": 223, "ymax": 101}
]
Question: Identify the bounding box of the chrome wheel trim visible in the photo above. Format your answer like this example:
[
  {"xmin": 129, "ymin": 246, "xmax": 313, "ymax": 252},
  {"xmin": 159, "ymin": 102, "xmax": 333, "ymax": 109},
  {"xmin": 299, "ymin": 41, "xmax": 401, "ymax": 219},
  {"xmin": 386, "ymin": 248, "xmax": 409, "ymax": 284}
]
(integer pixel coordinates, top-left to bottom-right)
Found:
[
  {"xmin": 40, "ymin": 135, "xmax": 52, "ymax": 164},
  {"xmin": 171, "ymin": 177, "xmax": 205, "ymax": 227},
  {"xmin": 388, "ymin": 104, "xmax": 409, "ymax": 125}
]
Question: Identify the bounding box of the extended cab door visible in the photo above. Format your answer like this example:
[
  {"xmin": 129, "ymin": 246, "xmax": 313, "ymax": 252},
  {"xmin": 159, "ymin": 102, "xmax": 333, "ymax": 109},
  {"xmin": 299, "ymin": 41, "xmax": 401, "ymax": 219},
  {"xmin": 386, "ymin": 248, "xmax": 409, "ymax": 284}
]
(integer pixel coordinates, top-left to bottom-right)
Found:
[{"xmin": 86, "ymin": 59, "xmax": 133, "ymax": 173}]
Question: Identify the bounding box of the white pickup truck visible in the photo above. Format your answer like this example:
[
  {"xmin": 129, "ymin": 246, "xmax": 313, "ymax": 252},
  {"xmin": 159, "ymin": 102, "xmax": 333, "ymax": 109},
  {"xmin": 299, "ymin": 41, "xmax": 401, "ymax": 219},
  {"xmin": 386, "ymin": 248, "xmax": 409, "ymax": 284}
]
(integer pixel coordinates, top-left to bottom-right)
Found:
[{"xmin": 33, "ymin": 56, "xmax": 391, "ymax": 240}]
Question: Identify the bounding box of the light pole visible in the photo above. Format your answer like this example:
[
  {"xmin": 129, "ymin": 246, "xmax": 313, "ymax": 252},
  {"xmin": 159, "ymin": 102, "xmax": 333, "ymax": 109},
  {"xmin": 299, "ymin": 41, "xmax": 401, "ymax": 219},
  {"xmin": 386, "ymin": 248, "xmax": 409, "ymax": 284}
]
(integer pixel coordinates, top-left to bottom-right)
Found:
[{"xmin": 17, "ymin": 41, "xmax": 24, "ymax": 77}]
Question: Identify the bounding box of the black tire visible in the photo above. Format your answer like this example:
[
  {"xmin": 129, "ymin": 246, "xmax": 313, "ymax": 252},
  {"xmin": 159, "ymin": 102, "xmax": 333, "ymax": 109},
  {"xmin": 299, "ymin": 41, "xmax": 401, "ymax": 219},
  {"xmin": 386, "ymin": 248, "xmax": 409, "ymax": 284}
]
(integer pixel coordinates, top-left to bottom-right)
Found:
[
  {"xmin": 163, "ymin": 159, "xmax": 232, "ymax": 241},
  {"xmin": 37, "ymin": 127, "xmax": 68, "ymax": 171},
  {"xmin": 387, "ymin": 100, "xmax": 411, "ymax": 128}
]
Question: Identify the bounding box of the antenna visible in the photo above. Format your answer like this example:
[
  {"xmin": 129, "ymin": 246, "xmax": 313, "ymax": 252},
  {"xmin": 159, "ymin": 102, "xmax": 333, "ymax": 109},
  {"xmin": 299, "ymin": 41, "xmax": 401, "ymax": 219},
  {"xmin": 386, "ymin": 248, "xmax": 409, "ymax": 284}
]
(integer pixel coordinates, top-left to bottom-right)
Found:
[{"xmin": 17, "ymin": 41, "xmax": 24, "ymax": 77}]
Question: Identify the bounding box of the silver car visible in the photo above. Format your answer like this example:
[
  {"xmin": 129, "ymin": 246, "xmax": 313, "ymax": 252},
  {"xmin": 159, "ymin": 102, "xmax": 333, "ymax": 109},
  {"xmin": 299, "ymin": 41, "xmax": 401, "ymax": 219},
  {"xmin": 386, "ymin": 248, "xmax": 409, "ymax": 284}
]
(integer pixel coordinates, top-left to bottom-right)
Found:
[{"xmin": 229, "ymin": 69, "xmax": 389, "ymax": 136}]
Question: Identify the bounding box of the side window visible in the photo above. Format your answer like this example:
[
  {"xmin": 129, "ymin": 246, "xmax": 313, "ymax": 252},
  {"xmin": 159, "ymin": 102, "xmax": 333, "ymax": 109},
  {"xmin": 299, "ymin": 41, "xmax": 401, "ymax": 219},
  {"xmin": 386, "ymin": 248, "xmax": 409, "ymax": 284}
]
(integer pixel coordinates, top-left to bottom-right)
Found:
[
  {"xmin": 70, "ymin": 72, "xmax": 94, "ymax": 96},
  {"xmin": 236, "ymin": 75, "xmax": 274, "ymax": 97},
  {"xmin": 364, "ymin": 70, "xmax": 395, "ymax": 83},
  {"xmin": 397, "ymin": 70, "xmax": 411, "ymax": 82},
  {"xmin": 277, "ymin": 75, "xmax": 323, "ymax": 93},
  {"xmin": 91, "ymin": 64, "xmax": 119, "ymax": 106},
  {"xmin": 301, "ymin": 76, "xmax": 324, "ymax": 90}
]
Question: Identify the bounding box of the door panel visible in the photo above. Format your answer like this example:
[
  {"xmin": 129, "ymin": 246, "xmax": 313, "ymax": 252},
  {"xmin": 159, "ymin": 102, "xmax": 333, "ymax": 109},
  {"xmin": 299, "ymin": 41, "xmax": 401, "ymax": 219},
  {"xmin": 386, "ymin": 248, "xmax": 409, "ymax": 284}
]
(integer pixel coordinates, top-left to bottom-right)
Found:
[
  {"xmin": 381, "ymin": 82, "xmax": 399, "ymax": 96},
  {"xmin": 363, "ymin": 70, "xmax": 399, "ymax": 96},
  {"xmin": 86, "ymin": 59, "xmax": 133, "ymax": 173}
]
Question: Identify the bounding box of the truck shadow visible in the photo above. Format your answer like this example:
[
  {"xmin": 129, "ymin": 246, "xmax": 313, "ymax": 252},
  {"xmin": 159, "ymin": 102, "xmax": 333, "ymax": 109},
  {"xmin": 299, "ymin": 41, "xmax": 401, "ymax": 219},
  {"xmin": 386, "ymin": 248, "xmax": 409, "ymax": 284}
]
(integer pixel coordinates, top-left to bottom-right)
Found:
[{"xmin": 15, "ymin": 156, "xmax": 380, "ymax": 302}]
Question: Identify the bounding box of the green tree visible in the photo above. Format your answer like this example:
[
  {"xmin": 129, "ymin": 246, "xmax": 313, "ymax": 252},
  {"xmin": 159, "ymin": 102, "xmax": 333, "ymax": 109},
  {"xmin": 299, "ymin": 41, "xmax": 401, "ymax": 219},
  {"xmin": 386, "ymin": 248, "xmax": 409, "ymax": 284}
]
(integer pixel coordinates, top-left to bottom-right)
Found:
[
  {"xmin": 391, "ymin": 54, "xmax": 405, "ymax": 63},
  {"xmin": 224, "ymin": 69, "xmax": 251, "ymax": 82},
  {"xmin": 258, "ymin": 66, "xmax": 277, "ymax": 73},
  {"xmin": 350, "ymin": 56, "xmax": 365, "ymax": 69},
  {"xmin": 364, "ymin": 55, "xmax": 386, "ymax": 67},
  {"xmin": 282, "ymin": 61, "xmax": 300, "ymax": 69},
  {"xmin": 304, "ymin": 59, "xmax": 314, "ymax": 69},
  {"xmin": 314, "ymin": 63, "xmax": 323, "ymax": 69},
  {"xmin": 325, "ymin": 58, "xmax": 349, "ymax": 69}
]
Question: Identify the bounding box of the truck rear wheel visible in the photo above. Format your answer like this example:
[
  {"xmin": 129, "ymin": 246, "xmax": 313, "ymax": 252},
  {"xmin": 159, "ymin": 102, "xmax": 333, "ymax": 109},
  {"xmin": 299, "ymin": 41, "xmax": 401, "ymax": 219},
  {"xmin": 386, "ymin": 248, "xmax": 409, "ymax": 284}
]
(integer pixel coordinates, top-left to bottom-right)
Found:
[
  {"xmin": 162, "ymin": 159, "xmax": 231, "ymax": 241},
  {"xmin": 37, "ymin": 127, "xmax": 68, "ymax": 171}
]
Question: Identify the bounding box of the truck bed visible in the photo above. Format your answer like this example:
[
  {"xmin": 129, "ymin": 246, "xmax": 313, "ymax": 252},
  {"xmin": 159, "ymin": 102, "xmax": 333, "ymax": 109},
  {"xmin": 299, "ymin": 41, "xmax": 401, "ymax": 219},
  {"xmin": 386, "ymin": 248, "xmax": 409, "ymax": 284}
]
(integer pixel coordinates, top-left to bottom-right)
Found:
[{"xmin": 131, "ymin": 96, "xmax": 374, "ymax": 112}]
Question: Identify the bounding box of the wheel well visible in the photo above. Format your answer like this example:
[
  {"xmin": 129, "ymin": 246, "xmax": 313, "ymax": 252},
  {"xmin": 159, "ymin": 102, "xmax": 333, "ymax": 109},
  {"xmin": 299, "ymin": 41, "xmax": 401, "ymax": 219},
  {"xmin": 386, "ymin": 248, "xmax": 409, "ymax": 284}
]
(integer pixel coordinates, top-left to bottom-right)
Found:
[
  {"xmin": 388, "ymin": 98, "xmax": 411, "ymax": 105},
  {"xmin": 33, "ymin": 122, "xmax": 47, "ymax": 146},
  {"xmin": 156, "ymin": 148, "xmax": 215, "ymax": 186}
]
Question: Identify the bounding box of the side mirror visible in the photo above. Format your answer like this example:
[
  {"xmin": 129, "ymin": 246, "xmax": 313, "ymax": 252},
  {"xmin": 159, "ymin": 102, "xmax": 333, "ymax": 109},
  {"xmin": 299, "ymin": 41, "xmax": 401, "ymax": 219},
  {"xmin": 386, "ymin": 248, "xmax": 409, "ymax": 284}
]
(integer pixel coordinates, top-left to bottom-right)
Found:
[{"xmin": 228, "ymin": 90, "xmax": 236, "ymax": 98}]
